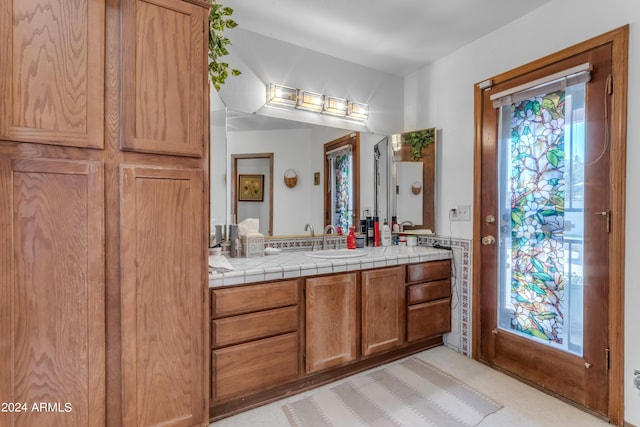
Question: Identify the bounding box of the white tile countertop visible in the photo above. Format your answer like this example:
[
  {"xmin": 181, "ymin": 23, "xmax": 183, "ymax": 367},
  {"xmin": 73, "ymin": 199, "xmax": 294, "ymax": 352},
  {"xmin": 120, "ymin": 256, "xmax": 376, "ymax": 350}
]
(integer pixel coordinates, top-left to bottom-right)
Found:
[{"xmin": 209, "ymin": 245, "xmax": 452, "ymax": 287}]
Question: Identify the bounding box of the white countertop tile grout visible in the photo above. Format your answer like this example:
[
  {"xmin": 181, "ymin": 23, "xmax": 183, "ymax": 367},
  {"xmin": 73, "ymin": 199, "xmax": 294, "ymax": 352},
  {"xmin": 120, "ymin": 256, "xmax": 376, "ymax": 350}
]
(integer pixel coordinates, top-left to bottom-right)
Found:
[{"xmin": 209, "ymin": 246, "xmax": 452, "ymax": 287}]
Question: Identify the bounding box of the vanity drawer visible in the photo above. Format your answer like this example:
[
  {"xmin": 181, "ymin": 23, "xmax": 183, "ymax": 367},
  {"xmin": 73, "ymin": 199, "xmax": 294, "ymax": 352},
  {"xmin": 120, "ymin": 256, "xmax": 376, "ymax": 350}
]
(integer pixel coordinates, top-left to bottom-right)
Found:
[
  {"xmin": 407, "ymin": 259, "xmax": 451, "ymax": 283},
  {"xmin": 407, "ymin": 297, "xmax": 451, "ymax": 342},
  {"xmin": 211, "ymin": 279, "xmax": 299, "ymax": 317},
  {"xmin": 407, "ymin": 279, "xmax": 451, "ymax": 305},
  {"xmin": 212, "ymin": 305, "xmax": 298, "ymax": 348},
  {"xmin": 212, "ymin": 332, "xmax": 299, "ymax": 403}
]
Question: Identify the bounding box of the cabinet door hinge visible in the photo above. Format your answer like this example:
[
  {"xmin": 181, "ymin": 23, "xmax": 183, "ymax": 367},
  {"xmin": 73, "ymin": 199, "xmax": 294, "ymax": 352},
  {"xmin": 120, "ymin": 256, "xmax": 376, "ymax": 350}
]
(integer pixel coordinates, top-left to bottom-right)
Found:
[
  {"xmin": 303, "ymin": 285, "xmax": 306, "ymax": 298},
  {"xmin": 606, "ymin": 74, "xmax": 613, "ymax": 95},
  {"xmin": 605, "ymin": 348, "xmax": 610, "ymax": 371}
]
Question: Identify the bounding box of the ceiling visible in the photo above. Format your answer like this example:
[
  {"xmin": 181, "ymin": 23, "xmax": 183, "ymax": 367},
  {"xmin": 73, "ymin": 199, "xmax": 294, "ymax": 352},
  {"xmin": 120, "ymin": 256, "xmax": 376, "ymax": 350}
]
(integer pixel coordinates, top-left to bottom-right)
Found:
[{"xmin": 223, "ymin": 0, "xmax": 551, "ymax": 77}]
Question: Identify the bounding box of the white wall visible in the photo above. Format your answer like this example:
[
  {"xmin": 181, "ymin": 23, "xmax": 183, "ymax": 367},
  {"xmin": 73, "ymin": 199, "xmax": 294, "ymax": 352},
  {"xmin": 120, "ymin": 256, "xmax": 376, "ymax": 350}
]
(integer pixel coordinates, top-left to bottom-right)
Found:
[{"xmin": 404, "ymin": 0, "xmax": 639, "ymax": 423}]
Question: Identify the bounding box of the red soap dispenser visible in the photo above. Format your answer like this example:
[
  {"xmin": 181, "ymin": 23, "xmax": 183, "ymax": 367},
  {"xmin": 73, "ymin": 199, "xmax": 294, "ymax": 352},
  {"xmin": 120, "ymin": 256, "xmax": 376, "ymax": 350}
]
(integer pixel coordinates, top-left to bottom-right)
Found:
[{"xmin": 347, "ymin": 226, "xmax": 357, "ymax": 249}]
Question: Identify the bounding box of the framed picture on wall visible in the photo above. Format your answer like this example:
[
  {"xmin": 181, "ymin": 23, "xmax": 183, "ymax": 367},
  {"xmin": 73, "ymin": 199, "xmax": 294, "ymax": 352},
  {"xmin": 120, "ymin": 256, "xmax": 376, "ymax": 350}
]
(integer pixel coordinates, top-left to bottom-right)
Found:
[{"xmin": 238, "ymin": 174, "xmax": 264, "ymax": 201}]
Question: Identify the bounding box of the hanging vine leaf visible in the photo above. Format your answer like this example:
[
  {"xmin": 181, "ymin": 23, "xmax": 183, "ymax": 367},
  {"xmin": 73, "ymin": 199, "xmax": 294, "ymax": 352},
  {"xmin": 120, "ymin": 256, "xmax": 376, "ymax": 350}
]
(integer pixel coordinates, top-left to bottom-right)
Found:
[
  {"xmin": 207, "ymin": 1, "xmax": 241, "ymax": 90},
  {"xmin": 401, "ymin": 128, "xmax": 435, "ymax": 160}
]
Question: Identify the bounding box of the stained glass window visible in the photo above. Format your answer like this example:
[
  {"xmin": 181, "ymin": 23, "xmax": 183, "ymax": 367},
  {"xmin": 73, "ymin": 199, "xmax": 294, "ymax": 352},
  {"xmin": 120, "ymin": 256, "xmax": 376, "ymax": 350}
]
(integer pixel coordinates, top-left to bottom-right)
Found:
[{"xmin": 497, "ymin": 84, "xmax": 585, "ymax": 356}]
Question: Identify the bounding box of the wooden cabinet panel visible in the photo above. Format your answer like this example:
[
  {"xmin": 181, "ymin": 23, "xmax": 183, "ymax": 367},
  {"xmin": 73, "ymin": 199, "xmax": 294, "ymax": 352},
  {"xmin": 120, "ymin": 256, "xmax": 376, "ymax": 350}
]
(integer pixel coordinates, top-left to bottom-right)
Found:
[
  {"xmin": 407, "ymin": 298, "xmax": 452, "ymax": 342},
  {"xmin": 211, "ymin": 280, "xmax": 299, "ymax": 317},
  {"xmin": 212, "ymin": 333, "xmax": 299, "ymax": 403},
  {"xmin": 0, "ymin": 158, "xmax": 105, "ymax": 427},
  {"xmin": 305, "ymin": 273, "xmax": 358, "ymax": 374},
  {"xmin": 213, "ymin": 306, "xmax": 298, "ymax": 348},
  {"xmin": 361, "ymin": 266, "xmax": 405, "ymax": 357},
  {"xmin": 0, "ymin": 0, "xmax": 104, "ymax": 148},
  {"xmin": 121, "ymin": 165, "xmax": 206, "ymax": 427},
  {"xmin": 407, "ymin": 259, "xmax": 451, "ymax": 283},
  {"xmin": 407, "ymin": 279, "xmax": 451, "ymax": 305},
  {"xmin": 121, "ymin": 0, "xmax": 207, "ymax": 157}
]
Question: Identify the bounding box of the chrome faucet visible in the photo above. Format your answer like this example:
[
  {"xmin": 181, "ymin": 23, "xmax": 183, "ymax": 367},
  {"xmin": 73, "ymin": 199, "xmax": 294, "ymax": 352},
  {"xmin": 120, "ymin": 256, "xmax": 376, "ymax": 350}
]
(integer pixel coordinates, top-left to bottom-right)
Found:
[
  {"xmin": 322, "ymin": 225, "xmax": 336, "ymax": 250},
  {"xmin": 304, "ymin": 223, "xmax": 315, "ymax": 237},
  {"xmin": 400, "ymin": 220, "xmax": 413, "ymax": 232}
]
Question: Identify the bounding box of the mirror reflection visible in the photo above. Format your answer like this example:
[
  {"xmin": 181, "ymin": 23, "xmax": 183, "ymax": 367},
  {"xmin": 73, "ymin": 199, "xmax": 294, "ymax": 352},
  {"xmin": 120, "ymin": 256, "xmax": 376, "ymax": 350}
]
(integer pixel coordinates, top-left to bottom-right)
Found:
[
  {"xmin": 210, "ymin": 109, "xmax": 436, "ymax": 238},
  {"xmin": 391, "ymin": 128, "xmax": 437, "ymax": 233}
]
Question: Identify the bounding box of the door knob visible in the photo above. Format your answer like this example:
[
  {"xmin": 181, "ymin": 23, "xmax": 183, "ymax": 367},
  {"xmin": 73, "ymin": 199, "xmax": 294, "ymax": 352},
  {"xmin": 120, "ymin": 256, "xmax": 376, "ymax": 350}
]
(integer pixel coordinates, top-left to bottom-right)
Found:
[{"xmin": 482, "ymin": 235, "xmax": 496, "ymax": 245}]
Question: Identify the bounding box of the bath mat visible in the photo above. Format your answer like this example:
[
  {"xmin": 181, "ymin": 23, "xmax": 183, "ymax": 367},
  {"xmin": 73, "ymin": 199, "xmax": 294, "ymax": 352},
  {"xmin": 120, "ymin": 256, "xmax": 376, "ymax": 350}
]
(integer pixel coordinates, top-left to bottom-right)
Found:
[{"xmin": 283, "ymin": 357, "xmax": 502, "ymax": 426}]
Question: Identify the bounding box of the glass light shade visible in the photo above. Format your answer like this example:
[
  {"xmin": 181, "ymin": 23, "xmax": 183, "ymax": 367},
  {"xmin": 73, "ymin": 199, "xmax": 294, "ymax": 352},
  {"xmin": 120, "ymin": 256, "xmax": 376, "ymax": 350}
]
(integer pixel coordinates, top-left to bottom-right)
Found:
[
  {"xmin": 347, "ymin": 101, "xmax": 369, "ymax": 120},
  {"xmin": 267, "ymin": 83, "xmax": 297, "ymax": 107},
  {"xmin": 391, "ymin": 133, "xmax": 402, "ymax": 151},
  {"xmin": 323, "ymin": 96, "xmax": 347, "ymax": 116},
  {"xmin": 296, "ymin": 90, "xmax": 324, "ymax": 112}
]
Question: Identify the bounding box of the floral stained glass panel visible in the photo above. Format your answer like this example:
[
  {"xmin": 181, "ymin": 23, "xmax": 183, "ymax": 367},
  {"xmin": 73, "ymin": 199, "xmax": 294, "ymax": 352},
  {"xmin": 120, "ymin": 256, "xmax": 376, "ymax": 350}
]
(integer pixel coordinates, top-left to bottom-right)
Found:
[
  {"xmin": 503, "ymin": 90, "xmax": 567, "ymax": 344},
  {"xmin": 333, "ymin": 153, "xmax": 352, "ymax": 230}
]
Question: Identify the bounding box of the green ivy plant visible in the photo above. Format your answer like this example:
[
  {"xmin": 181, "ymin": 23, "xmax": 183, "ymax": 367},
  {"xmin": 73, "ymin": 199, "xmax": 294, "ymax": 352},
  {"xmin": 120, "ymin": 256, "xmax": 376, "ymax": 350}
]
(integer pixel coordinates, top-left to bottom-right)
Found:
[
  {"xmin": 402, "ymin": 128, "xmax": 435, "ymax": 160},
  {"xmin": 207, "ymin": 1, "xmax": 241, "ymax": 91}
]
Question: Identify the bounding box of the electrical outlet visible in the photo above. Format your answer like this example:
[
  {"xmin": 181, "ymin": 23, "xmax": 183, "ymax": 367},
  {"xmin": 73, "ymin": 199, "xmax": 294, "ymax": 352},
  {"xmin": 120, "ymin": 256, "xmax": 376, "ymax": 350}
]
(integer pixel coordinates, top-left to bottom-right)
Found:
[{"xmin": 451, "ymin": 205, "xmax": 471, "ymax": 221}]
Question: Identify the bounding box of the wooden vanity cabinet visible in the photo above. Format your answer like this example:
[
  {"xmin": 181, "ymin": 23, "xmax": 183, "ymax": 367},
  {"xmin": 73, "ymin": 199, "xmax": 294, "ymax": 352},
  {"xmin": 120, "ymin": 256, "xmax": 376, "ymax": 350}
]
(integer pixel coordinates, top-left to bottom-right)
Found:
[
  {"xmin": 210, "ymin": 280, "xmax": 302, "ymax": 404},
  {"xmin": 406, "ymin": 259, "xmax": 452, "ymax": 342},
  {"xmin": 361, "ymin": 266, "xmax": 406, "ymax": 357}
]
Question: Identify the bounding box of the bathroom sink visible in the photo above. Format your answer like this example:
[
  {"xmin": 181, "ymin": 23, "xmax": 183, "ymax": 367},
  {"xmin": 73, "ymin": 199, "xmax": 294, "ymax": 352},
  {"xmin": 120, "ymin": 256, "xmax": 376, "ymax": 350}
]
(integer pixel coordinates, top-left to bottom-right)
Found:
[{"xmin": 305, "ymin": 249, "xmax": 369, "ymax": 259}]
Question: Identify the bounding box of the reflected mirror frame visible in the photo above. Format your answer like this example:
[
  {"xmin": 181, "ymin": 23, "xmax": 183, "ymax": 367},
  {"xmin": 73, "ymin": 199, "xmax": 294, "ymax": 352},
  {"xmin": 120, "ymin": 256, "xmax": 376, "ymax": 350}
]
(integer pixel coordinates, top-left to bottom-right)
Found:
[{"xmin": 391, "ymin": 128, "xmax": 436, "ymax": 233}]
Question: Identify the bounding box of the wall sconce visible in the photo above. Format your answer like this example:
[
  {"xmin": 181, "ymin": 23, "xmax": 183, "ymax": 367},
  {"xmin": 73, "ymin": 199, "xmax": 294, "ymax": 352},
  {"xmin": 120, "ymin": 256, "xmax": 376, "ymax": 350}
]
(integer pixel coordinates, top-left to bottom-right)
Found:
[
  {"xmin": 347, "ymin": 101, "xmax": 369, "ymax": 120},
  {"xmin": 267, "ymin": 83, "xmax": 297, "ymax": 107},
  {"xmin": 284, "ymin": 169, "xmax": 298, "ymax": 188},
  {"xmin": 412, "ymin": 181, "xmax": 422, "ymax": 195},
  {"xmin": 265, "ymin": 83, "xmax": 368, "ymax": 121}
]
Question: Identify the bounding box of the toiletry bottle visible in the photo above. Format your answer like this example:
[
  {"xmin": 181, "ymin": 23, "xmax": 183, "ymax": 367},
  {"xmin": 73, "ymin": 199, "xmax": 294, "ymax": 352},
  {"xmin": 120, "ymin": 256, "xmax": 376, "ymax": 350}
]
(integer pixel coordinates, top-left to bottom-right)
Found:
[
  {"xmin": 373, "ymin": 215, "xmax": 380, "ymax": 247},
  {"xmin": 381, "ymin": 219, "xmax": 391, "ymax": 246},
  {"xmin": 347, "ymin": 227, "xmax": 356, "ymax": 249},
  {"xmin": 366, "ymin": 215, "xmax": 374, "ymax": 246}
]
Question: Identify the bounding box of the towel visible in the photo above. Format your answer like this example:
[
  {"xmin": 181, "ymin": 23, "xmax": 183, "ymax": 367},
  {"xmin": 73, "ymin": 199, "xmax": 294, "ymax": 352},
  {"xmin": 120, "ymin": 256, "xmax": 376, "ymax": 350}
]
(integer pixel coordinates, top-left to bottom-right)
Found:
[{"xmin": 209, "ymin": 255, "xmax": 234, "ymax": 273}]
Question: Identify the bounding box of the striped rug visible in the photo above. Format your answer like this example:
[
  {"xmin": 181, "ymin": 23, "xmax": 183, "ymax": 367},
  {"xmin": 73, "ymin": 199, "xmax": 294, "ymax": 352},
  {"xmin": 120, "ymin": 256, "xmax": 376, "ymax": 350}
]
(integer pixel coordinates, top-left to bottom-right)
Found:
[{"xmin": 283, "ymin": 357, "xmax": 502, "ymax": 426}]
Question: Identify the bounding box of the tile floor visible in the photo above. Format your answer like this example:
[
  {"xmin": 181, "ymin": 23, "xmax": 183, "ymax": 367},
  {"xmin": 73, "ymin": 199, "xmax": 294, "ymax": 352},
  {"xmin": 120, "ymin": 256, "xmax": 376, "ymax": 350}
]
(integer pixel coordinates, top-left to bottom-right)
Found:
[{"xmin": 210, "ymin": 346, "xmax": 610, "ymax": 427}]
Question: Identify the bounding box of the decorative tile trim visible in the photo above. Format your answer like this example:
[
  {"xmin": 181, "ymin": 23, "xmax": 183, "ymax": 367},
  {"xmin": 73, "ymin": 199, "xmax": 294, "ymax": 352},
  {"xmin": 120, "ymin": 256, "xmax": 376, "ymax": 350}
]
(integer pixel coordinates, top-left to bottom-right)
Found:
[{"xmin": 420, "ymin": 236, "xmax": 473, "ymax": 358}]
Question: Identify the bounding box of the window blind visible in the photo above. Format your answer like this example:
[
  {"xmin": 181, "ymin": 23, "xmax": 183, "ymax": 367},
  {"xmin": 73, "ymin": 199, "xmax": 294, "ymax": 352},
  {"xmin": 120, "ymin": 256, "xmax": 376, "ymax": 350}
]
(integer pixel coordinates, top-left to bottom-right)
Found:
[{"xmin": 490, "ymin": 63, "xmax": 592, "ymax": 108}]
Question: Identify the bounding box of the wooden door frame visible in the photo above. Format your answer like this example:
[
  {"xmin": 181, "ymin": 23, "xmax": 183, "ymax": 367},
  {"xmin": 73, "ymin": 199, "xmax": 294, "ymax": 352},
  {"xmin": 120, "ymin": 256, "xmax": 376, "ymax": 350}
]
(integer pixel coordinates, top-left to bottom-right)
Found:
[
  {"xmin": 324, "ymin": 133, "xmax": 360, "ymax": 228},
  {"xmin": 472, "ymin": 26, "xmax": 628, "ymax": 425},
  {"xmin": 231, "ymin": 153, "xmax": 274, "ymax": 235}
]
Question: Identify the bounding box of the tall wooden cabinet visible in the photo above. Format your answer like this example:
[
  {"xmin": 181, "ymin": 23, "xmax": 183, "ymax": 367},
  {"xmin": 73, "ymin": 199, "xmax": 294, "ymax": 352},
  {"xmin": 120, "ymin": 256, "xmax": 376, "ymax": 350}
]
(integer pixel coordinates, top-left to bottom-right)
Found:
[{"xmin": 0, "ymin": 0, "xmax": 210, "ymax": 426}]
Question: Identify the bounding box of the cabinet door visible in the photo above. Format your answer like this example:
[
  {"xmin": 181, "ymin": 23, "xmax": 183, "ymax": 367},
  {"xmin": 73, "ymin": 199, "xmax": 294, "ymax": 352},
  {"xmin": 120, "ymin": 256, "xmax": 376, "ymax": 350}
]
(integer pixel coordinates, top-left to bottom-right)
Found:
[
  {"xmin": 121, "ymin": 0, "xmax": 208, "ymax": 157},
  {"xmin": 0, "ymin": 0, "xmax": 104, "ymax": 148},
  {"xmin": 305, "ymin": 273, "xmax": 357, "ymax": 374},
  {"xmin": 0, "ymin": 158, "xmax": 105, "ymax": 426},
  {"xmin": 361, "ymin": 266, "xmax": 405, "ymax": 357},
  {"xmin": 121, "ymin": 165, "xmax": 206, "ymax": 427}
]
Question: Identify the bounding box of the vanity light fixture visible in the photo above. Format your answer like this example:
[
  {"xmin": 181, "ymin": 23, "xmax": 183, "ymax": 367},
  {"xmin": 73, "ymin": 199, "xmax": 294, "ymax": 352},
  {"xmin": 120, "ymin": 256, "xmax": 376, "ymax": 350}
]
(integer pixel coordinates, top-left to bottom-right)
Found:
[
  {"xmin": 346, "ymin": 101, "xmax": 369, "ymax": 120},
  {"xmin": 323, "ymin": 96, "xmax": 347, "ymax": 116},
  {"xmin": 391, "ymin": 133, "xmax": 402, "ymax": 152},
  {"xmin": 296, "ymin": 90, "xmax": 324, "ymax": 112},
  {"xmin": 267, "ymin": 83, "xmax": 297, "ymax": 107},
  {"xmin": 265, "ymin": 83, "xmax": 369, "ymax": 121}
]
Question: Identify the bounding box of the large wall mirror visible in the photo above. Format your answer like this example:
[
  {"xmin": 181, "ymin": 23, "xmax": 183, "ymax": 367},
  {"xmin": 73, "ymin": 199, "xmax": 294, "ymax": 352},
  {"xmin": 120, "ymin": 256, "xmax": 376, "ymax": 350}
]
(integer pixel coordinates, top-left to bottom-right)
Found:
[{"xmin": 210, "ymin": 109, "xmax": 437, "ymax": 238}]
